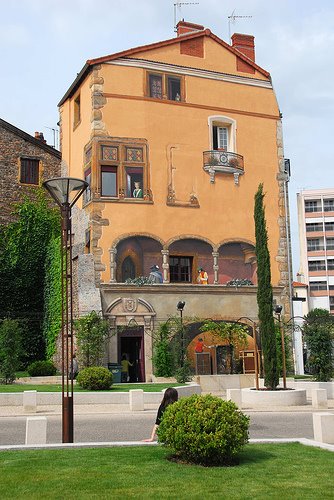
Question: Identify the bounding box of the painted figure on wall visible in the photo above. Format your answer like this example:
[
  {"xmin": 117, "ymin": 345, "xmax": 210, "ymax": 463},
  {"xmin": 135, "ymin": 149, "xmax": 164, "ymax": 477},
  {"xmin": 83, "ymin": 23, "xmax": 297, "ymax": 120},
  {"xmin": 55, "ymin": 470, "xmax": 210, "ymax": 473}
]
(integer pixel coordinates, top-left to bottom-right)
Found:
[
  {"xmin": 149, "ymin": 264, "xmax": 163, "ymax": 283},
  {"xmin": 133, "ymin": 181, "xmax": 143, "ymax": 198},
  {"xmin": 197, "ymin": 267, "xmax": 208, "ymax": 285}
]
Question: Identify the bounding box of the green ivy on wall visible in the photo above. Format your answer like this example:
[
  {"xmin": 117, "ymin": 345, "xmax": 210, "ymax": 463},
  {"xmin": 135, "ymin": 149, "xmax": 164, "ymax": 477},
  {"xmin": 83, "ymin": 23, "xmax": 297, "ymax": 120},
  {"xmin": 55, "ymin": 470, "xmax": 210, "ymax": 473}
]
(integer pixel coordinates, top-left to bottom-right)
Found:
[
  {"xmin": 0, "ymin": 190, "xmax": 60, "ymax": 365},
  {"xmin": 43, "ymin": 235, "xmax": 62, "ymax": 360}
]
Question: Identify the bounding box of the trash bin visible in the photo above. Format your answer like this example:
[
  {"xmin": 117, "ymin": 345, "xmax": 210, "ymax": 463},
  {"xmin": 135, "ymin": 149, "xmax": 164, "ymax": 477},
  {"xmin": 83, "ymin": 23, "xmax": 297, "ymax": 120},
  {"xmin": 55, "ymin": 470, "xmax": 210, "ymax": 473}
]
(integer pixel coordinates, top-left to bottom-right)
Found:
[{"xmin": 107, "ymin": 363, "xmax": 122, "ymax": 384}]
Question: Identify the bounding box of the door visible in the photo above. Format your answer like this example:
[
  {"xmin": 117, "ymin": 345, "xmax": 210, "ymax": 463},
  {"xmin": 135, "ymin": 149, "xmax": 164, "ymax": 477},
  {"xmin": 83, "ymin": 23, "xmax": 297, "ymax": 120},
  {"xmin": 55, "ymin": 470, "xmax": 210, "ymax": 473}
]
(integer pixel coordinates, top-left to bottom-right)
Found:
[{"xmin": 118, "ymin": 327, "xmax": 145, "ymax": 382}]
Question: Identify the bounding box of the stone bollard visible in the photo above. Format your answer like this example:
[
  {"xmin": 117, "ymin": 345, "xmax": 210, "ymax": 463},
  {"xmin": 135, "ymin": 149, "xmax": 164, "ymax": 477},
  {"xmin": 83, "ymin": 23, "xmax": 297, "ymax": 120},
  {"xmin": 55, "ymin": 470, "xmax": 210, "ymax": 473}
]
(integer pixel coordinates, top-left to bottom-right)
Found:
[
  {"xmin": 25, "ymin": 416, "xmax": 47, "ymax": 445},
  {"xmin": 312, "ymin": 389, "xmax": 328, "ymax": 409},
  {"xmin": 226, "ymin": 388, "xmax": 242, "ymax": 407},
  {"xmin": 313, "ymin": 412, "xmax": 334, "ymax": 444},
  {"xmin": 23, "ymin": 390, "xmax": 37, "ymax": 412},
  {"xmin": 129, "ymin": 389, "xmax": 144, "ymax": 411}
]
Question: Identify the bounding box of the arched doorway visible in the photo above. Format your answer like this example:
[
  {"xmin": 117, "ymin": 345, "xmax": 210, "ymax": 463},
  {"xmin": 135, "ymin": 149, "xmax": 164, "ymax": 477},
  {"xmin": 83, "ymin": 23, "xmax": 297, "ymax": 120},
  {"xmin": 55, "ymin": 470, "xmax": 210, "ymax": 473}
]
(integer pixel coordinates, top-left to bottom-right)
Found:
[{"xmin": 121, "ymin": 256, "xmax": 136, "ymax": 281}]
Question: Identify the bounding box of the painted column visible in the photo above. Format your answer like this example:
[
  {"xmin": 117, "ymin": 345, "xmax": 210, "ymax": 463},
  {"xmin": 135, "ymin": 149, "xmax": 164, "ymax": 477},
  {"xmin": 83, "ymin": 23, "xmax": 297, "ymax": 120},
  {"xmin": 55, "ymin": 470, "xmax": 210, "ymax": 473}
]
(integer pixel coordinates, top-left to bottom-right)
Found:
[
  {"xmin": 109, "ymin": 247, "xmax": 117, "ymax": 283},
  {"xmin": 212, "ymin": 251, "xmax": 219, "ymax": 284},
  {"xmin": 161, "ymin": 249, "xmax": 169, "ymax": 283}
]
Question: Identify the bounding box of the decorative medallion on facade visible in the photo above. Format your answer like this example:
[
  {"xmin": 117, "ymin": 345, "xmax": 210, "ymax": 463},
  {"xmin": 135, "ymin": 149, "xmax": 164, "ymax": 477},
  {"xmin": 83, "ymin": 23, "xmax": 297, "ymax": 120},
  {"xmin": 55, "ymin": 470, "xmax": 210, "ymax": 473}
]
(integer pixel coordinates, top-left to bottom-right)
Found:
[
  {"xmin": 122, "ymin": 298, "xmax": 138, "ymax": 313},
  {"xmin": 126, "ymin": 147, "xmax": 143, "ymax": 162},
  {"xmin": 102, "ymin": 145, "xmax": 118, "ymax": 161}
]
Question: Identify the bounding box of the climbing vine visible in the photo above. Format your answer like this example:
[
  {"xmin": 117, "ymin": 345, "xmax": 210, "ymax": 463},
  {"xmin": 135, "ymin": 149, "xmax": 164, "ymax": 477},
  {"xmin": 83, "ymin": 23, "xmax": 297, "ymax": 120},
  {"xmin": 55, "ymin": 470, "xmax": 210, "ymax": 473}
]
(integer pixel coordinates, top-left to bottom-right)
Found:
[{"xmin": 0, "ymin": 190, "xmax": 60, "ymax": 365}]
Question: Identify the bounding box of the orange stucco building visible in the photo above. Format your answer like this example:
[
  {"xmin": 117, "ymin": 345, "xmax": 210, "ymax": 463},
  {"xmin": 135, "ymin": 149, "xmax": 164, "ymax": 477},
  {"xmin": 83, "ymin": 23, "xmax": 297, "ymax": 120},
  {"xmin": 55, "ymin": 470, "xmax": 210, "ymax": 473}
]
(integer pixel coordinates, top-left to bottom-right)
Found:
[{"xmin": 58, "ymin": 21, "xmax": 291, "ymax": 381}]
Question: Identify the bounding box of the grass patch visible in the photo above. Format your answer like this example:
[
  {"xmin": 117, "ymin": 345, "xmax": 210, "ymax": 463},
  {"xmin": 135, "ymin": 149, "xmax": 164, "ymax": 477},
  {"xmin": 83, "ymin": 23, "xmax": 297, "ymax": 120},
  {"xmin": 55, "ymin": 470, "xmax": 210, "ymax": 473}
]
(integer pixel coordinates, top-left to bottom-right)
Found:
[
  {"xmin": 0, "ymin": 383, "xmax": 183, "ymax": 393},
  {"xmin": 0, "ymin": 444, "xmax": 333, "ymax": 499}
]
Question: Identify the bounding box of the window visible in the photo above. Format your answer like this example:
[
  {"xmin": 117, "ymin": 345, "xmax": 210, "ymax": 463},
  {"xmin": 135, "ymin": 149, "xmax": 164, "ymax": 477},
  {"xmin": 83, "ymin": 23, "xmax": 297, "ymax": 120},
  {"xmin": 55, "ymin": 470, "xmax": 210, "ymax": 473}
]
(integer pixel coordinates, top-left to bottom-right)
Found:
[
  {"xmin": 148, "ymin": 73, "xmax": 182, "ymax": 101},
  {"xmin": 326, "ymin": 238, "xmax": 334, "ymax": 250},
  {"xmin": 84, "ymin": 168, "xmax": 91, "ymax": 203},
  {"xmin": 309, "ymin": 281, "xmax": 327, "ymax": 291},
  {"xmin": 98, "ymin": 141, "xmax": 150, "ymax": 201},
  {"xmin": 327, "ymin": 259, "xmax": 334, "ymax": 270},
  {"xmin": 324, "ymin": 199, "xmax": 334, "ymax": 212},
  {"xmin": 330, "ymin": 297, "xmax": 334, "ymax": 310},
  {"xmin": 305, "ymin": 200, "xmax": 320, "ymax": 212},
  {"xmin": 306, "ymin": 223, "xmax": 322, "ymax": 232},
  {"xmin": 101, "ymin": 166, "xmax": 117, "ymax": 197},
  {"xmin": 169, "ymin": 256, "xmax": 193, "ymax": 283},
  {"xmin": 213, "ymin": 126, "xmax": 228, "ymax": 150},
  {"xmin": 325, "ymin": 222, "xmax": 334, "ymax": 232},
  {"xmin": 20, "ymin": 158, "xmax": 39, "ymax": 185},
  {"xmin": 74, "ymin": 94, "xmax": 81, "ymax": 127},
  {"xmin": 308, "ymin": 260, "xmax": 326, "ymax": 271},
  {"xmin": 85, "ymin": 230, "xmax": 91, "ymax": 254},
  {"xmin": 307, "ymin": 238, "xmax": 322, "ymax": 251}
]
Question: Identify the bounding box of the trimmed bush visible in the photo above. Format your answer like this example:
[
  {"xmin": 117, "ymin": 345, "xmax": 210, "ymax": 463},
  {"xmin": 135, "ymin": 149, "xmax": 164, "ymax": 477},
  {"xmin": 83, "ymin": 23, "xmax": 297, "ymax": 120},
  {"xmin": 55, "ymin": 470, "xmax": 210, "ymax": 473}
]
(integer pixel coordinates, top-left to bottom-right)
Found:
[
  {"xmin": 27, "ymin": 360, "xmax": 57, "ymax": 377},
  {"xmin": 158, "ymin": 394, "xmax": 249, "ymax": 466},
  {"xmin": 76, "ymin": 366, "xmax": 113, "ymax": 390}
]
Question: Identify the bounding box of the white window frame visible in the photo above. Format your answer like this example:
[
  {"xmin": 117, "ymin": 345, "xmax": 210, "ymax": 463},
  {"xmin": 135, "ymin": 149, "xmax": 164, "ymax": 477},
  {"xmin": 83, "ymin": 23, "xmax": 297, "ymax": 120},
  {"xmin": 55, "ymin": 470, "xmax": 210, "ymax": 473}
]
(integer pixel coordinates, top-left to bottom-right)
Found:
[{"xmin": 208, "ymin": 115, "xmax": 236, "ymax": 152}]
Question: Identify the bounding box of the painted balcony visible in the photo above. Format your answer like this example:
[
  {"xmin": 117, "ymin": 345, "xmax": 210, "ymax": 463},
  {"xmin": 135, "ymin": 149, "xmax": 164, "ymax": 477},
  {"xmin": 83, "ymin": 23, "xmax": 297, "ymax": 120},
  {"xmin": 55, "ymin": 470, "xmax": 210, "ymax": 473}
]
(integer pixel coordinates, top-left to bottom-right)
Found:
[{"xmin": 203, "ymin": 150, "xmax": 244, "ymax": 185}]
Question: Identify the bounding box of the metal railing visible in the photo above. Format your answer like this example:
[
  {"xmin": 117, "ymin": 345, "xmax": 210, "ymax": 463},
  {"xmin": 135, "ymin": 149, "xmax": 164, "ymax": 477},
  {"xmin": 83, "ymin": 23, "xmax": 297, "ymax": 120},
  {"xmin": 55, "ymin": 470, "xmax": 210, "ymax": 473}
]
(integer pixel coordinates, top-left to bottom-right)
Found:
[{"xmin": 203, "ymin": 150, "xmax": 244, "ymax": 171}]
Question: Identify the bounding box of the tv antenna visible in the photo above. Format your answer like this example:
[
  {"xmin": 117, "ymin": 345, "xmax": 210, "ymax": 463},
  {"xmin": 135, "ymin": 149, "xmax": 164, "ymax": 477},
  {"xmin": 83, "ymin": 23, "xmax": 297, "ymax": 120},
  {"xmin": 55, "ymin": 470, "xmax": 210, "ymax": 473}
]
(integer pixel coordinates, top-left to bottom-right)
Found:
[
  {"xmin": 174, "ymin": 2, "xmax": 199, "ymax": 32},
  {"xmin": 45, "ymin": 126, "xmax": 59, "ymax": 149},
  {"xmin": 228, "ymin": 9, "xmax": 252, "ymax": 42}
]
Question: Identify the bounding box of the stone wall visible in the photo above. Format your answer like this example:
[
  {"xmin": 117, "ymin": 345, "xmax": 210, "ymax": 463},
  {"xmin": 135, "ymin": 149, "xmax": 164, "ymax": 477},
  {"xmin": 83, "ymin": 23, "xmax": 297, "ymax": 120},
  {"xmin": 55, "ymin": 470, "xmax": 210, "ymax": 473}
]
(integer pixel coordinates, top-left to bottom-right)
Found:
[{"xmin": 0, "ymin": 121, "xmax": 61, "ymax": 224}]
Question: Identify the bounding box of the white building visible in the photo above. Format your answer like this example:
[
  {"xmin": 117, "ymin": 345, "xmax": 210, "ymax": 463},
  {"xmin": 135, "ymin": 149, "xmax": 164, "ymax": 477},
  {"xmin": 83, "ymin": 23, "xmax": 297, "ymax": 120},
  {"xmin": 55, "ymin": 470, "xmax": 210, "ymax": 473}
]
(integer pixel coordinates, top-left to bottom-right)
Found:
[{"xmin": 297, "ymin": 188, "xmax": 334, "ymax": 314}]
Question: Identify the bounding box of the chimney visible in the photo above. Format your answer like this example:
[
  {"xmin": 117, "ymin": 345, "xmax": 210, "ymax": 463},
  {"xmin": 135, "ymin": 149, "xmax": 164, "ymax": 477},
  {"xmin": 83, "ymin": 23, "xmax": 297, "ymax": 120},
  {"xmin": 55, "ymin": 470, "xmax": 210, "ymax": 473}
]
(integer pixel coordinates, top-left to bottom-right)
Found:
[
  {"xmin": 176, "ymin": 20, "xmax": 204, "ymax": 37},
  {"xmin": 34, "ymin": 132, "xmax": 47, "ymax": 144},
  {"xmin": 231, "ymin": 33, "xmax": 255, "ymax": 62}
]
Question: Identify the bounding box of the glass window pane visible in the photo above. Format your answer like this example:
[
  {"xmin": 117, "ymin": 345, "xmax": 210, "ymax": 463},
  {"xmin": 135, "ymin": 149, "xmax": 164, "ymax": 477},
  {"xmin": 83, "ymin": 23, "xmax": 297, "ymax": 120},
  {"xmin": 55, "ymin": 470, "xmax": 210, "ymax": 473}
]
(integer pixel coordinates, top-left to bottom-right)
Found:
[
  {"xmin": 167, "ymin": 77, "xmax": 181, "ymax": 100},
  {"xmin": 149, "ymin": 74, "xmax": 162, "ymax": 98},
  {"xmin": 125, "ymin": 167, "xmax": 143, "ymax": 198},
  {"xmin": 101, "ymin": 168, "xmax": 117, "ymax": 196}
]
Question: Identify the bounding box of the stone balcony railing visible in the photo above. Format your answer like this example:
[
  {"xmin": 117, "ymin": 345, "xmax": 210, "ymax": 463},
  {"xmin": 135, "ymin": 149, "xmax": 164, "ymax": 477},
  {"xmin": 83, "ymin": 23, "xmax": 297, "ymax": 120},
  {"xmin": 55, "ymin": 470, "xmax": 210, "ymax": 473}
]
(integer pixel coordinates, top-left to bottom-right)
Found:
[{"xmin": 203, "ymin": 150, "xmax": 244, "ymax": 185}]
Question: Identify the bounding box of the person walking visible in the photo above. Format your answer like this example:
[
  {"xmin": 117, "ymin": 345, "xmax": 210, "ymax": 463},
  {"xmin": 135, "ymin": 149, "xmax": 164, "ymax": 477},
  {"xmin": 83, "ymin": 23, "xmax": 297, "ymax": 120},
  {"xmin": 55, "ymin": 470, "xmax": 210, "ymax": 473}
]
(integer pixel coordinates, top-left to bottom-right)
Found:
[
  {"xmin": 143, "ymin": 387, "xmax": 178, "ymax": 442},
  {"xmin": 121, "ymin": 353, "xmax": 133, "ymax": 382}
]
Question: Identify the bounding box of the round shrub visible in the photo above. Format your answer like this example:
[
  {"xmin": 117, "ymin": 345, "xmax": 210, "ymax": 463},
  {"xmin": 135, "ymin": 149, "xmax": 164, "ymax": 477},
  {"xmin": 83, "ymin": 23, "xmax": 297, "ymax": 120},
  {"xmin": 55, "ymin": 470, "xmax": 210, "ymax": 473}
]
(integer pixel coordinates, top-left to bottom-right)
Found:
[
  {"xmin": 27, "ymin": 360, "xmax": 57, "ymax": 377},
  {"xmin": 76, "ymin": 366, "xmax": 113, "ymax": 390},
  {"xmin": 158, "ymin": 394, "xmax": 249, "ymax": 466}
]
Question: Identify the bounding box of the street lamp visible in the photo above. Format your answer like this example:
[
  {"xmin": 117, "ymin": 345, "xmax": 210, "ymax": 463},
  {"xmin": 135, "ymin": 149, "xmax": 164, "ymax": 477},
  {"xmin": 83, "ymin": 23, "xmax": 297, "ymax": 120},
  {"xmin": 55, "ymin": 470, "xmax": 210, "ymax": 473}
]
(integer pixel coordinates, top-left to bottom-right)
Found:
[
  {"xmin": 274, "ymin": 305, "xmax": 287, "ymax": 389},
  {"xmin": 237, "ymin": 317, "xmax": 260, "ymax": 390},
  {"xmin": 43, "ymin": 177, "xmax": 88, "ymax": 443},
  {"xmin": 177, "ymin": 301, "xmax": 186, "ymax": 367}
]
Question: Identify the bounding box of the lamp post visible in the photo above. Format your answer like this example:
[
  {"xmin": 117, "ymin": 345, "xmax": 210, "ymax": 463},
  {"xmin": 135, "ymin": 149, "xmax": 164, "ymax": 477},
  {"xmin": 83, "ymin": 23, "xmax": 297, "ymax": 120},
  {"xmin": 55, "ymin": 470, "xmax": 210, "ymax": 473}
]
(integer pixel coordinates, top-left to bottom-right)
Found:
[
  {"xmin": 177, "ymin": 301, "xmax": 186, "ymax": 367},
  {"xmin": 237, "ymin": 317, "xmax": 259, "ymax": 390},
  {"xmin": 274, "ymin": 305, "xmax": 287, "ymax": 389},
  {"xmin": 43, "ymin": 177, "xmax": 88, "ymax": 443}
]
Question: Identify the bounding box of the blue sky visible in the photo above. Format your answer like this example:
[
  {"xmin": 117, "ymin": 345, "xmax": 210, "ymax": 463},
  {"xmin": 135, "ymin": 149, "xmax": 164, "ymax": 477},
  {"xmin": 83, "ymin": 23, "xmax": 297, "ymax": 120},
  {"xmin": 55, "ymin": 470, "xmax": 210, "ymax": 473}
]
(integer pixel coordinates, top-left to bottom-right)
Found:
[{"xmin": 1, "ymin": 0, "xmax": 334, "ymax": 273}]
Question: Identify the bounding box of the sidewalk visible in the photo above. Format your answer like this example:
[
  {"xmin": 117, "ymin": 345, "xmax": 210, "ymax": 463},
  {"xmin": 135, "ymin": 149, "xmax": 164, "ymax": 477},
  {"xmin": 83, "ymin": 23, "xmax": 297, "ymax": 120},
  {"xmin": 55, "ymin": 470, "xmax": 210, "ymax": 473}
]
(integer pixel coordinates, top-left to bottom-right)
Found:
[{"xmin": 1, "ymin": 399, "xmax": 333, "ymax": 418}]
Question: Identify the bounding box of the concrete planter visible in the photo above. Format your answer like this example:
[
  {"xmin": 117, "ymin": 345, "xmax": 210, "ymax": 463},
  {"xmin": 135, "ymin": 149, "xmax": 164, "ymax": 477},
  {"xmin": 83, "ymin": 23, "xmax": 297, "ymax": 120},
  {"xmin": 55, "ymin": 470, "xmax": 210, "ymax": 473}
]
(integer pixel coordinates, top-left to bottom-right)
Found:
[
  {"xmin": 292, "ymin": 381, "xmax": 334, "ymax": 399},
  {"xmin": 241, "ymin": 387, "xmax": 307, "ymax": 408}
]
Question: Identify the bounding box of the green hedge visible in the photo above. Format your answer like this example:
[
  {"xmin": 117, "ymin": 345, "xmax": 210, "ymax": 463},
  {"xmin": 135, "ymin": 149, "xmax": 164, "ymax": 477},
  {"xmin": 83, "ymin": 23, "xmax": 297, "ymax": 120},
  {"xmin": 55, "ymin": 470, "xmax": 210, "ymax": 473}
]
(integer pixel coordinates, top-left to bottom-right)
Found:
[
  {"xmin": 76, "ymin": 366, "xmax": 113, "ymax": 390},
  {"xmin": 158, "ymin": 394, "xmax": 249, "ymax": 466},
  {"xmin": 27, "ymin": 360, "xmax": 57, "ymax": 377}
]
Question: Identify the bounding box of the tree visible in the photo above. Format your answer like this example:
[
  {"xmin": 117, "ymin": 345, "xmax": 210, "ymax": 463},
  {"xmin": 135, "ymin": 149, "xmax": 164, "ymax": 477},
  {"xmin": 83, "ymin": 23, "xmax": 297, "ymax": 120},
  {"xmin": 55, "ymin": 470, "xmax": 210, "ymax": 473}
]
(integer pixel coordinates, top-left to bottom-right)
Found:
[
  {"xmin": 254, "ymin": 184, "xmax": 278, "ymax": 389},
  {"xmin": 74, "ymin": 311, "xmax": 110, "ymax": 368},
  {"xmin": 0, "ymin": 319, "xmax": 23, "ymax": 384},
  {"xmin": 303, "ymin": 308, "xmax": 334, "ymax": 381},
  {"xmin": 0, "ymin": 192, "xmax": 60, "ymax": 365},
  {"xmin": 153, "ymin": 322, "xmax": 174, "ymax": 377}
]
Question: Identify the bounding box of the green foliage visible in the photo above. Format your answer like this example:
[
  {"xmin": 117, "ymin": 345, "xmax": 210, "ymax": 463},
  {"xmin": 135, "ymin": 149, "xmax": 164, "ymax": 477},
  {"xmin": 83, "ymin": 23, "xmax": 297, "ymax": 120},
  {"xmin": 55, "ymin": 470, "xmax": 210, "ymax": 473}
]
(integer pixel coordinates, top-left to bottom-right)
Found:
[
  {"xmin": 74, "ymin": 311, "xmax": 110, "ymax": 368},
  {"xmin": 0, "ymin": 191, "xmax": 60, "ymax": 365},
  {"xmin": 153, "ymin": 323, "xmax": 174, "ymax": 377},
  {"xmin": 254, "ymin": 184, "xmax": 278, "ymax": 389},
  {"xmin": 0, "ymin": 319, "xmax": 23, "ymax": 384},
  {"xmin": 125, "ymin": 276, "xmax": 154, "ymax": 286},
  {"xmin": 43, "ymin": 236, "xmax": 62, "ymax": 360},
  {"xmin": 158, "ymin": 394, "xmax": 249, "ymax": 466},
  {"xmin": 200, "ymin": 320, "xmax": 249, "ymax": 348},
  {"xmin": 303, "ymin": 309, "xmax": 334, "ymax": 381},
  {"xmin": 175, "ymin": 360, "xmax": 192, "ymax": 383},
  {"xmin": 27, "ymin": 360, "xmax": 57, "ymax": 377},
  {"xmin": 76, "ymin": 366, "xmax": 113, "ymax": 390},
  {"xmin": 226, "ymin": 278, "xmax": 253, "ymax": 286}
]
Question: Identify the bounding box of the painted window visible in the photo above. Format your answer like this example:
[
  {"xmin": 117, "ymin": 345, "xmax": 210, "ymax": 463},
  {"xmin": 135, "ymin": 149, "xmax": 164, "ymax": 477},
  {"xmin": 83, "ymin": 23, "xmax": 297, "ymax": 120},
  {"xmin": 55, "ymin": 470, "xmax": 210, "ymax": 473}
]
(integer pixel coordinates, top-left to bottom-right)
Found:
[
  {"xmin": 213, "ymin": 126, "xmax": 228, "ymax": 150},
  {"xmin": 84, "ymin": 167, "xmax": 91, "ymax": 203},
  {"xmin": 169, "ymin": 256, "xmax": 193, "ymax": 282},
  {"xmin": 148, "ymin": 72, "xmax": 182, "ymax": 101},
  {"xmin": 20, "ymin": 158, "xmax": 39, "ymax": 185},
  {"xmin": 208, "ymin": 116, "xmax": 236, "ymax": 152},
  {"xmin": 101, "ymin": 166, "xmax": 117, "ymax": 197},
  {"xmin": 73, "ymin": 94, "xmax": 81, "ymax": 127}
]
